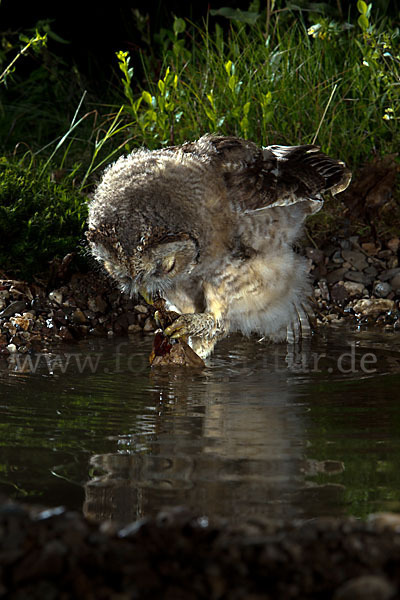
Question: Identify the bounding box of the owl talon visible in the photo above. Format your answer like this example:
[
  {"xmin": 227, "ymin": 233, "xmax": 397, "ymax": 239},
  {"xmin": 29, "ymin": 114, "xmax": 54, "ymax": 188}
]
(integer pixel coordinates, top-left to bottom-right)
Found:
[{"xmin": 164, "ymin": 319, "xmax": 188, "ymax": 340}]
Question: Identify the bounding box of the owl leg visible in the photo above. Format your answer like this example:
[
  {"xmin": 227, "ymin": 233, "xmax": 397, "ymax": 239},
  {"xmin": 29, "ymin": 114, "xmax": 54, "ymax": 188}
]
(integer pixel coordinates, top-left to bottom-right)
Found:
[{"xmin": 189, "ymin": 335, "xmax": 219, "ymax": 360}]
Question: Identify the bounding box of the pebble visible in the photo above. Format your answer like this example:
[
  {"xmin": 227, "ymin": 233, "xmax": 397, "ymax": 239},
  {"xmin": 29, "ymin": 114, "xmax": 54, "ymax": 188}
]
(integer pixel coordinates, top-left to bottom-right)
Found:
[
  {"xmin": 330, "ymin": 282, "xmax": 349, "ymax": 304},
  {"xmin": 333, "ymin": 575, "xmax": 395, "ymax": 600},
  {"xmin": 143, "ymin": 316, "xmax": 156, "ymax": 332},
  {"xmin": 342, "ymin": 249, "xmax": 368, "ymax": 271},
  {"xmin": 48, "ymin": 290, "xmax": 63, "ymax": 305},
  {"xmin": 134, "ymin": 304, "xmax": 149, "ymax": 314},
  {"xmin": 379, "ymin": 267, "xmax": 400, "ymax": 282},
  {"xmin": 344, "ymin": 270, "xmax": 367, "ymax": 284},
  {"xmin": 72, "ymin": 308, "xmax": 87, "ymax": 324},
  {"xmin": 0, "ymin": 300, "xmax": 27, "ymax": 318},
  {"xmin": 331, "ymin": 249, "xmax": 344, "ymax": 264},
  {"xmin": 305, "ymin": 247, "xmax": 324, "ymax": 264},
  {"xmin": 327, "ymin": 267, "xmax": 348, "ymax": 284},
  {"xmin": 390, "ymin": 273, "xmax": 400, "ymax": 291},
  {"xmin": 374, "ymin": 281, "xmax": 392, "ymax": 298},
  {"xmin": 10, "ymin": 315, "xmax": 31, "ymax": 331},
  {"xmin": 361, "ymin": 242, "xmax": 379, "ymax": 255},
  {"xmin": 353, "ymin": 299, "xmax": 396, "ymax": 317},
  {"xmin": 87, "ymin": 294, "xmax": 108, "ymax": 314},
  {"xmin": 387, "ymin": 238, "xmax": 399, "ymax": 253},
  {"xmin": 343, "ymin": 281, "xmax": 365, "ymax": 297}
]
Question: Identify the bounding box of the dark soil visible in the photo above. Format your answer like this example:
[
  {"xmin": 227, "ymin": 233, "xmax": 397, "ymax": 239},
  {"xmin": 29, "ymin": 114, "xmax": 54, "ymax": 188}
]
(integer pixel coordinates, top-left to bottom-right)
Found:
[{"xmin": 1, "ymin": 498, "xmax": 400, "ymax": 599}]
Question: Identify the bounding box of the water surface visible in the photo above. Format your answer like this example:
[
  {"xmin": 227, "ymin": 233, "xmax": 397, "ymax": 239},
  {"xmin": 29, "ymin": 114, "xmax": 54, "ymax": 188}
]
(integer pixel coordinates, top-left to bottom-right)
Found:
[{"xmin": 1, "ymin": 326, "xmax": 400, "ymax": 523}]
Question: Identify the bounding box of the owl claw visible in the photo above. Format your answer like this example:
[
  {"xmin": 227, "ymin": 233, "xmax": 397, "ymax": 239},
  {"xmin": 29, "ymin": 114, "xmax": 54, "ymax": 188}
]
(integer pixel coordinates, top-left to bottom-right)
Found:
[
  {"xmin": 164, "ymin": 312, "xmax": 217, "ymax": 340},
  {"xmin": 164, "ymin": 317, "xmax": 189, "ymax": 340}
]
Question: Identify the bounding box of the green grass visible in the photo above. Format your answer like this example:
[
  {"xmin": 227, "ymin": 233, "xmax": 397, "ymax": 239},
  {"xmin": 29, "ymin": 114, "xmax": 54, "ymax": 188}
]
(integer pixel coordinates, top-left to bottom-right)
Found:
[
  {"xmin": 2, "ymin": 5, "xmax": 399, "ymax": 178},
  {"xmin": 0, "ymin": 4, "xmax": 399, "ymax": 277},
  {"xmin": 0, "ymin": 157, "xmax": 88, "ymax": 278}
]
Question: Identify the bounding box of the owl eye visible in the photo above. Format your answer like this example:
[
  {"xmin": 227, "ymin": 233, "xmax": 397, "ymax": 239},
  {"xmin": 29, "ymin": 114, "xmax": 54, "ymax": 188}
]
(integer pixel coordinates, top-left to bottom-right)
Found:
[{"xmin": 162, "ymin": 255, "xmax": 176, "ymax": 273}]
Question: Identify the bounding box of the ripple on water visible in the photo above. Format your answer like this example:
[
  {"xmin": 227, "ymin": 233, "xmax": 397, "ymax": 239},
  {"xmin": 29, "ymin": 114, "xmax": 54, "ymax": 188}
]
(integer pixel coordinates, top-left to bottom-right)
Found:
[{"xmin": 0, "ymin": 326, "xmax": 400, "ymax": 521}]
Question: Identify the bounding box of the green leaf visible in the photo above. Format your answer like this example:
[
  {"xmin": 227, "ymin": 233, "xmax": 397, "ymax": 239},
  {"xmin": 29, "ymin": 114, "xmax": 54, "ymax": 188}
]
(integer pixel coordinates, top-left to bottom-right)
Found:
[
  {"xmin": 142, "ymin": 91, "xmax": 153, "ymax": 105},
  {"xmin": 46, "ymin": 30, "xmax": 70, "ymax": 44},
  {"xmin": 357, "ymin": 0, "xmax": 368, "ymax": 15},
  {"xmin": 229, "ymin": 75, "xmax": 237, "ymax": 93},
  {"xmin": 243, "ymin": 101, "xmax": 251, "ymax": 116},
  {"xmin": 358, "ymin": 14, "xmax": 369, "ymax": 31},
  {"xmin": 158, "ymin": 79, "xmax": 165, "ymax": 94},
  {"xmin": 173, "ymin": 17, "xmax": 186, "ymax": 36},
  {"xmin": 224, "ymin": 60, "xmax": 233, "ymax": 76}
]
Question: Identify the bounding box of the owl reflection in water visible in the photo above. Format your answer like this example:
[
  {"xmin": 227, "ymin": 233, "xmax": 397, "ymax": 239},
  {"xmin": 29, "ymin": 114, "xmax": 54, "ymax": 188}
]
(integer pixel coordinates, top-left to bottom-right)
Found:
[{"xmin": 87, "ymin": 135, "xmax": 351, "ymax": 359}]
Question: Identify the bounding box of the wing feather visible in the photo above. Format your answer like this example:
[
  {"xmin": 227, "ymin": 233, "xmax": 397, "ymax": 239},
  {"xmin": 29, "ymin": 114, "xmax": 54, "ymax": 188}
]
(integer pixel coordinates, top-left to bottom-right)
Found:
[{"xmin": 163, "ymin": 134, "xmax": 351, "ymax": 214}]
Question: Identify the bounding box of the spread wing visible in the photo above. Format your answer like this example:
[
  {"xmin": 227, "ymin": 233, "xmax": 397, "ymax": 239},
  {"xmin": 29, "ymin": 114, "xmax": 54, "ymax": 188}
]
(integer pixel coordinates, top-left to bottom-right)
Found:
[{"xmin": 178, "ymin": 134, "xmax": 351, "ymax": 215}]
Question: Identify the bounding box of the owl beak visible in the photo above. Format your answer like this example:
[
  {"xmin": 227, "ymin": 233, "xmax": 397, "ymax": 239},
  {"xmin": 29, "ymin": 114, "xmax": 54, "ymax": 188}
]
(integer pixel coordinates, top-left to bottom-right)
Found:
[{"xmin": 139, "ymin": 287, "xmax": 154, "ymax": 306}]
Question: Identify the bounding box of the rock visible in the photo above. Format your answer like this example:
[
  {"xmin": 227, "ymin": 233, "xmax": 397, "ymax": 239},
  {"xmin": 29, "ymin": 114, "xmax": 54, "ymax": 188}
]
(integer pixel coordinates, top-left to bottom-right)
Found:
[
  {"xmin": 353, "ymin": 299, "xmax": 395, "ymax": 317},
  {"xmin": 87, "ymin": 294, "xmax": 108, "ymax": 314},
  {"xmin": 10, "ymin": 315, "xmax": 31, "ymax": 331},
  {"xmin": 374, "ymin": 282, "xmax": 392, "ymax": 298},
  {"xmin": 6, "ymin": 343, "xmax": 17, "ymax": 353},
  {"xmin": 134, "ymin": 304, "xmax": 149, "ymax": 314},
  {"xmin": 113, "ymin": 313, "xmax": 130, "ymax": 333},
  {"xmin": 387, "ymin": 238, "xmax": 399, "ymax": 254},
  {"xmin": 128, "ymin": 323, "xmax": 142, "ymax": 333},
  {"xmin": 333, "ymin": 575, "xmax": 395, "ymax": 600},
  {"xmin": 0, "ymin": 300, "xmax": 27, "ymax": 318},
  {"xmin": 339, "ymin": 239, "xmax": 351, "ymax": 250},
  {"xmin": 361, "ymin": 242, "xmax": 379, "ymax": 255},
  {"xmin": 341, "ymin": 250, "xmax": 368, "ymax": 271},
  {"xmin": 143, "ymin": 317, "xmax": 156, "ymax": 332},
  {"xmin": 48, "ymin": 290, "xmax": 63, "ymax": 305},
  {"xmin": 331, "ymin": 249, "xmax": 344, "ymax": 264},
  {"xmin": 368, "ymin": 512, "xmax": 400, "ymax": 530},
  {"xmin": 377, "ymin": 249, "xmax": 393, "ymax": 260},
  {"xmin": 71, "ymin": 309, "xmax": 87, "ymax": 324},
  {"xmin": 330, "ymin": 282, "xmax": 349, "ymax": 304},
  {"xmin": 390, "ymin": 273, "xmax": 400, "ymax": 291},
  {"xmin": 58, "ymin": 326, "xmax": 75, "ymax": 341},
  {"xmin": 343, "ymin": 281, "xmax": 364, "ymax": 298},
  {"xmin": 344, "ymin": 270, "xmax": 367, "ymax": 284},
  {"xmin": 364, "ymin": 265, "xmax": 378, "ymax": 277},
  {"xmin": 379, "ymin": 268, "xmax": 400, "ymax": 282},
  {"xmin": 305, "ymin": 247, "xmax": 324, "ymax": 264},
  {"xmin": 327, "ymin": 268, "xmax": 348, "ymax": 284}
]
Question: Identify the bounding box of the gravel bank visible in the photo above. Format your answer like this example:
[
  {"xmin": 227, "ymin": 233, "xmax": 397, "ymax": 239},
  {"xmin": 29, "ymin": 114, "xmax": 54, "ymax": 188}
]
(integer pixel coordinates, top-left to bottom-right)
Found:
[{"xmin": 0, "ymin": 234, "xmax": 399, "ymax": 362}]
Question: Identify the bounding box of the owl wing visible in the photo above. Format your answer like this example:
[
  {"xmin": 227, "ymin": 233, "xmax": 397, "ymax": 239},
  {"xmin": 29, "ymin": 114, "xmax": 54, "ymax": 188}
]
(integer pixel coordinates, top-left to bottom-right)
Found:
[{"xmin": 177, "ymin": 134, "xmax": 351, "ymax": 215}]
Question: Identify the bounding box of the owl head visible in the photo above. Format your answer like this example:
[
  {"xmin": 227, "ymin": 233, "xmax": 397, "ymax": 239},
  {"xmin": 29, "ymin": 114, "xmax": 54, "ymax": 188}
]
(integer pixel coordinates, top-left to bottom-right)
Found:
[
  {"xmin": 86, "ymin": 225, "xmax": 199, "ymax": 297},
  {"xmin": 85, "ymin": 148, "xmax": 216, "ymax": 297}
]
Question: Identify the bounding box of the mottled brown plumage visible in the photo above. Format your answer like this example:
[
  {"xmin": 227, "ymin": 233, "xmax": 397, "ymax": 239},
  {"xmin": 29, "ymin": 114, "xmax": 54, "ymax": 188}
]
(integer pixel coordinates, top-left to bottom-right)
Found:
[{"xmin": 87, "ymin": 134, "xmax": 351, "ymax": 358}]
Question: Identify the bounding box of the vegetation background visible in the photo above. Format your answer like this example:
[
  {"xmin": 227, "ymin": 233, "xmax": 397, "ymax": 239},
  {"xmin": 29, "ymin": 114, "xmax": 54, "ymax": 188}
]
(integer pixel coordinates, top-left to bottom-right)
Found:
[{"xmin": 0, "ymin": 0, "xmax": 399, "ymax": 278}]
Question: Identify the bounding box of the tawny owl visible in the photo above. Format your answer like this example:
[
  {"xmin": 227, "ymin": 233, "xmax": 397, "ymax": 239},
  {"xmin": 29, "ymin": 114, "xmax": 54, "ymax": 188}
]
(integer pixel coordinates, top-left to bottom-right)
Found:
[{"xmin": 86, "ymin": 134, "xmax": 351, "ymax": 358}]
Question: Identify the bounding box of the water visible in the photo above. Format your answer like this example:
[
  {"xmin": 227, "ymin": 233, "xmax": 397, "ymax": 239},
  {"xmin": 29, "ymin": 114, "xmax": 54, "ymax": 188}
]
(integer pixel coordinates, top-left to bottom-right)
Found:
[{"xmin": 1, "ymin": 326, "xmax": 400, "ymax": 524}]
